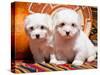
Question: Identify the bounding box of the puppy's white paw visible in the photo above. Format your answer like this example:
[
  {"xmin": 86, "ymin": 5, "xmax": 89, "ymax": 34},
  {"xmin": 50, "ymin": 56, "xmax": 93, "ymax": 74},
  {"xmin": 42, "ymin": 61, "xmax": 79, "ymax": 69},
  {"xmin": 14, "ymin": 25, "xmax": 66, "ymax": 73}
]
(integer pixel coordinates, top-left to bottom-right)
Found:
[
  {"xmin": 50, "ymin": 54, "xmax": 66, "ymax": 64},
  {"xmin": 72, "ymin": 60, "xmax": 84, "ymax": 66},
  {"xmin": 50, "ymin": 59, "xmax": 57, "ymax": 64},
  {"xmin": 55, "ymin": 61, "xmax": 66, "ymax": 64},
  {"xmin": 42, "ymin": 61, "xmax": 45, "ymax": 64},
  {"xmin": 50, "ymin": 59, "xmax": 66, "ymax": 64},
  {"xmin": 87, "ymin": 56, "xmax": 96, "ymax": 62}
]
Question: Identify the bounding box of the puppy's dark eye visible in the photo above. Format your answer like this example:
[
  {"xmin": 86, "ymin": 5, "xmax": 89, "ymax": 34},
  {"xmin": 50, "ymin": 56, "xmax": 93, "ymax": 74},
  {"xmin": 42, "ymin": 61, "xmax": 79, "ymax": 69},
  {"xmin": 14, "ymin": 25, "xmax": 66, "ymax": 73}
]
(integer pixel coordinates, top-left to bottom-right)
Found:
[
  {"xmin": 40, "ymin": 26, "xmax": 44, "ymax": 29},
  {"xmin": 60, "ymin": 22, "xmax": 65, "ymax": 27},
  {"xmin": 29, "ymin": 26, "xmax": 34, "ymax": 31},
  {"xmin": 72, "ymin": 23, "xmax": 76, "ymax": 27}
]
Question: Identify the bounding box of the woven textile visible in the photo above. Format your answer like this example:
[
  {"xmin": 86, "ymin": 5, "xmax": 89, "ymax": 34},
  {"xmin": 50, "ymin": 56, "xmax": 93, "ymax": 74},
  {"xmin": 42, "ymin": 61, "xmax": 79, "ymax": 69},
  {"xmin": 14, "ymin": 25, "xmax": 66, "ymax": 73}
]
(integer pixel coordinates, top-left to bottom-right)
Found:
[{"xmin": 12, "ymin": 60, "xmax": 97, "ymax": 73}]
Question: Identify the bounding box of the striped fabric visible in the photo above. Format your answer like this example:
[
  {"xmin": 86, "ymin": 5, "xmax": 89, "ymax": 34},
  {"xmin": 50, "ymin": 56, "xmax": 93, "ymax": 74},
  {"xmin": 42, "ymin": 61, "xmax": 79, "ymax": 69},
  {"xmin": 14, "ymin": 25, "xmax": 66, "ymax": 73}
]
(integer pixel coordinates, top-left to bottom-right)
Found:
[{"xmin": 12, "ymin": 60, "xmax": 97, "ymax": 73}]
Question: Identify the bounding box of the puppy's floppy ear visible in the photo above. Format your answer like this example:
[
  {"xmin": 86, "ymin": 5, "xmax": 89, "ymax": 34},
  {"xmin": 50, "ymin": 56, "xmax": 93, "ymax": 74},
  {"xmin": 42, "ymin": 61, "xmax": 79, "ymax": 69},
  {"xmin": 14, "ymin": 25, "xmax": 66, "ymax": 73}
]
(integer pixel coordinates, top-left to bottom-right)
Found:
[
  {"xmin": 77, "ymin": 13, "xmax": 82, "ymax": 30},
  {"xmin": 45, "ymin": 14, "xmax": 53, "ymax": 32},
  {"xmin": 24, "ymin": 14, "xmax": 34, "ymax": 29},
  {"xmin": 24, "ymin": 15, "xmax": 31, "ymax": 35},
  {"xmin": 51, "ymin": 11, "xmax": 59, "ymax": 33},
  {"xmin": 44, "ymin": 14, "xmax": 54, "ymax": 47},
  {"xmin": 24, "ymin": 16, "xmax": 30, "ymax": 28}
]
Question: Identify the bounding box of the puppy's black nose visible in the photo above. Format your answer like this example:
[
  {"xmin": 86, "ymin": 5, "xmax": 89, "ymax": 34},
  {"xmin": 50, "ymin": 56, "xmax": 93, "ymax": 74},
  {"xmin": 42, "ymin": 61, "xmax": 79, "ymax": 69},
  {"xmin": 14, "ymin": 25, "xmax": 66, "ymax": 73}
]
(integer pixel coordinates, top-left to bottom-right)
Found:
[
  {"xmin": 66, "ymin": 31, "xmax": 70, "ymax": 35},
  {"xmin": 36, "ymin": 34, "xmax": 40, "ymax": 39}
]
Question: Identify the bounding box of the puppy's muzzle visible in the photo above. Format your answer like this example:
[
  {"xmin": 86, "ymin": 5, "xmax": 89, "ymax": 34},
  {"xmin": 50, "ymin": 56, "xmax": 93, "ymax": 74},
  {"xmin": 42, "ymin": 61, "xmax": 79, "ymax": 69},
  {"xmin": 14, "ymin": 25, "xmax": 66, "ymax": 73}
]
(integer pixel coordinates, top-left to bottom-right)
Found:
[
  {"xmin": 66, "ymin": 31, "xmax": 70, "ymax": 36},
  {"xmin": 36, "ymin": 34, "xmax": 40, "ymax": 39}
]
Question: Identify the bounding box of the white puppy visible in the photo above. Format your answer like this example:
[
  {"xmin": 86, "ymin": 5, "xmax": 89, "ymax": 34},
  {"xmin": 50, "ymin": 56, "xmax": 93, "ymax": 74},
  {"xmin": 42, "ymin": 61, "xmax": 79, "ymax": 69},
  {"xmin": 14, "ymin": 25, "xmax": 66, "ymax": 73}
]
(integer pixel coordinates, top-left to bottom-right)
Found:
[
  {"xmin": 50, "ymin": 8, "xmax": 97, "ymax": 65},
  {"xmin": 24, "ymin": 13, "xmax": 53, "ymax": 63}
]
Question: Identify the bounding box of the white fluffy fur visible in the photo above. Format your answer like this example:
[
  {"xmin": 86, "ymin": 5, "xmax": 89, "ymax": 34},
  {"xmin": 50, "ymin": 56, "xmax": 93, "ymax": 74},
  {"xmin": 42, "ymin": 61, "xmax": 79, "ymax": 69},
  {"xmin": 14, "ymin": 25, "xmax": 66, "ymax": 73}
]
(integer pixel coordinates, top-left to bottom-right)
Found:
[
  {"xmin": 24, "ymin": 13, "xmax": 53, "ymax": 63},
  {"xmin": 50, "ymin": 8, "xmax": 97, "ymax": 65}
]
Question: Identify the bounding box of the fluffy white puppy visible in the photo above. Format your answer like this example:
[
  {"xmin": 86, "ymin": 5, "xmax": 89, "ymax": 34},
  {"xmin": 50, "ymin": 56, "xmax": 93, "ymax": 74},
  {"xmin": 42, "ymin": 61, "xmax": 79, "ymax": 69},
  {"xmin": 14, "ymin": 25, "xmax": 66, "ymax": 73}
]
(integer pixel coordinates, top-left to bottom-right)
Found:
[
  {"xmin": 50, "ymin": 8, "xmax": 97, "ymax": 65},
  {"xmin": 24, "ymin": 13, "xmax": 53, "ymax": 63}
]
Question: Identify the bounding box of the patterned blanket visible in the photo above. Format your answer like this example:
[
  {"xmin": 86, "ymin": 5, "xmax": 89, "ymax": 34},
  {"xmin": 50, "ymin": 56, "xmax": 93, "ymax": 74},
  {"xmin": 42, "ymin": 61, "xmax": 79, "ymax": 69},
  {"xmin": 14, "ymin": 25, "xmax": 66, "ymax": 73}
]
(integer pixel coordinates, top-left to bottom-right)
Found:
[{"xmin": 11, "ymin": 60, "xmax": 97, "ymax": 73}]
